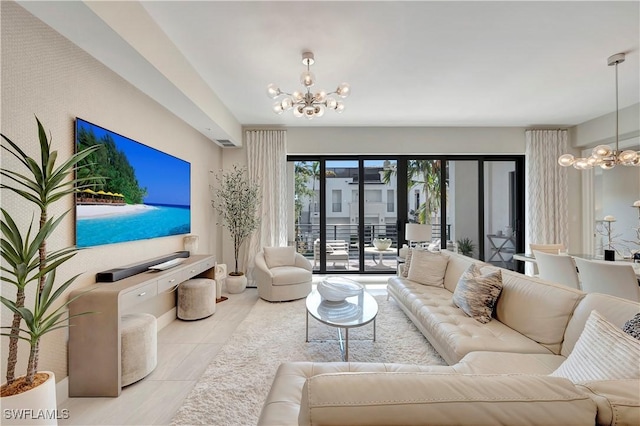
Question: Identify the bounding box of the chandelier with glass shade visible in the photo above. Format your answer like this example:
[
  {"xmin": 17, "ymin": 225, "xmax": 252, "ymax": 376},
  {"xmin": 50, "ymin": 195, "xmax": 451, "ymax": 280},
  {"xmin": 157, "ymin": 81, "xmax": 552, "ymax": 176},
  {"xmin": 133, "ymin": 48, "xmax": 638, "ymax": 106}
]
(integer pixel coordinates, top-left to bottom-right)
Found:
[
  {"xmin": 267, "ymin": 51, "xmax": 350, "ymax": 119},
  {"xmin": 558, "ymin": 53, "xmax": 639, "ymax": 170}
]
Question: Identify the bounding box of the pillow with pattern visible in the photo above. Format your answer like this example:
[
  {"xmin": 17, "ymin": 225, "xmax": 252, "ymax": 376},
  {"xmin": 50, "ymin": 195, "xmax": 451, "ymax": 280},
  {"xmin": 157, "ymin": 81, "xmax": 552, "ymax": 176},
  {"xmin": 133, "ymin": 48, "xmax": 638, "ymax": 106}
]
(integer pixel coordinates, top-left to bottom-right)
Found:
[
  {"xmin": 401, "ymin": 248, "xmax": 420, "ymax": 278},
  {"xmin": 452, "ymin": 263, "xmax": 502, "ymax": 324},
  {"xmin": 551, "ymin": 310, "xmax": 640, "ymax": 383},
  {"xmin": 622, "ymin": 312, "xmax": 640, "ymax": 340}
]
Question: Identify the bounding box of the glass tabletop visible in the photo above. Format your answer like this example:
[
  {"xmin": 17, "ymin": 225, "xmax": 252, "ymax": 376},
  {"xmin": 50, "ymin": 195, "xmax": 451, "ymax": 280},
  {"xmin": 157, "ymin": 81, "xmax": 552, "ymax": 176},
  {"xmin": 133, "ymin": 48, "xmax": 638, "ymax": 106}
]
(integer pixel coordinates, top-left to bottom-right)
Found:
[{"xmin": 306, "ymin": 290, "xmax": 378, "ymax": 327}]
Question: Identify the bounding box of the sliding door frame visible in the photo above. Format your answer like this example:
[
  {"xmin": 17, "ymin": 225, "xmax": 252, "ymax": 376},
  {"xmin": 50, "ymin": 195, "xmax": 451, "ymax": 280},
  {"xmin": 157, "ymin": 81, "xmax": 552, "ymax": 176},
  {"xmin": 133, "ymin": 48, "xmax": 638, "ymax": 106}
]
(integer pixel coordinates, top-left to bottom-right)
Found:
[{"xmin": 288, "ymin": 154, "xmax": 525, "ymax": 274}]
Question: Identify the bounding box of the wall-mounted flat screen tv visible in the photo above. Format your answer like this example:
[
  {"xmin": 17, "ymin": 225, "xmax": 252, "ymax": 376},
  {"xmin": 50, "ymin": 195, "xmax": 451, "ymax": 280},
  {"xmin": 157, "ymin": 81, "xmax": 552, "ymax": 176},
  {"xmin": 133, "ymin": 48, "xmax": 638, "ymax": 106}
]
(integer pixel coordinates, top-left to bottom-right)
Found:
[{"xmin": 75, "ymin": 118, "xmax": 190, "ymax": 248}]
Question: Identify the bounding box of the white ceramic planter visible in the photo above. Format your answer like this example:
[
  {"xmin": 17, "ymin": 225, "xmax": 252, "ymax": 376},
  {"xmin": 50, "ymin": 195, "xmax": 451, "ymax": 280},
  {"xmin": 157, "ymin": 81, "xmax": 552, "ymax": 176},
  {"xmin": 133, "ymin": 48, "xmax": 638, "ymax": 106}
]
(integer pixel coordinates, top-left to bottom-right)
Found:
[
  {"xmin": 1, "ymin": 371, "xmax": 59, "ymax": 425},
  {"xmin": 226, "ymin": 274, "xmax": 247, "ymax": 294}
]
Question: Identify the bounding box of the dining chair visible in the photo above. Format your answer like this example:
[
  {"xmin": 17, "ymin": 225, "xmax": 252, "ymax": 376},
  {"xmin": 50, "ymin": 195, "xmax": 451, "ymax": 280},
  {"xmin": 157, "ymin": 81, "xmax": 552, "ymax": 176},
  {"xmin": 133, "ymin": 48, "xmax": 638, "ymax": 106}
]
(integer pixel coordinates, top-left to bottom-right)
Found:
[
  {"xmin": 529, "ymin": 243, "xmax": 566, "ymax": 255},
  {"xmin": 526, "ymin": 243, "xmax": 567, "ymax": 276},
  {"xmin": 573, "ymin": 257, "xmax": 640, "ymax": 302},
  {"xmin": 532, "ymin": 250, "xmax": 581, "ymax": 289}
]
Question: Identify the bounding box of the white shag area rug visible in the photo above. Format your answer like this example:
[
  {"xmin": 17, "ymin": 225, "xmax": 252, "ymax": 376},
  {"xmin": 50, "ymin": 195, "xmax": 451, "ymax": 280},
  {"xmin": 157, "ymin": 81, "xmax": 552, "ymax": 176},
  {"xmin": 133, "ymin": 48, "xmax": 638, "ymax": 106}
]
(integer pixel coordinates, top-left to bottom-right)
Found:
[{"xmin": 171, "ymin": 294, "xmax": 445, "ymax": 426}]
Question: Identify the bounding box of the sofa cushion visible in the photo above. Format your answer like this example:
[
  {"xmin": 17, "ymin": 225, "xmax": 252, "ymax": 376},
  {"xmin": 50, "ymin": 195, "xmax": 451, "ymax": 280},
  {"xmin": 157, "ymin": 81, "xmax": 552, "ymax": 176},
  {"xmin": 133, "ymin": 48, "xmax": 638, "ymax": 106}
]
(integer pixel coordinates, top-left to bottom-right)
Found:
[
  {"xmin": 407, "ymin": 250, "xmax": 449, "ymax": 287},
  {"xmin": 269, "ymin": 266, "xmax": 311, "ymax": 286},
  {"xmin": 258, "ymin": 361, "xmax": 455, "ymax": 426},
  {"xmin": 493, "ymin": 269, "xmax": 584, "ymax": 354},
  {"xmin": 263, "ymin": 246, "xmax": 296, "ymax": 268},
  {"xmin": 452, "ymin": 264, "xmax": 502, "ymax": 324},
  {"xmin": 442, "ymin": 251, "xmax": 483, "ymax": 293},
  {"xmin": 387, "ymin": 276, "xmax": 554, "ymax": 364},
  {"xmin": 551, "ymin": 310, "xmax": 640, "ymax": 383},
  {"xmin": 297, "ymin": 373, "xmax": 597, "ymax": 426},
  {"xmin": 622, "ymin": 313, "xmax": 640, "ymax": 340},
  {"xmin": 453, "ymin": 351, "xmax": 565, "ymax": 375}
]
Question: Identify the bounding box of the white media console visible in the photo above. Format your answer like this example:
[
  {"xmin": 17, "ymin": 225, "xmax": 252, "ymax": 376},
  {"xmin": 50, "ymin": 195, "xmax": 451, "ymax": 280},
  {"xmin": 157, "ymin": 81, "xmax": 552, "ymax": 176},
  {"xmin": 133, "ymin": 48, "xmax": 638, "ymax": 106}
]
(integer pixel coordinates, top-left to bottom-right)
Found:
[{"xmin": 68, "ymin": 254, "xmax": 215, "ymax": 397}]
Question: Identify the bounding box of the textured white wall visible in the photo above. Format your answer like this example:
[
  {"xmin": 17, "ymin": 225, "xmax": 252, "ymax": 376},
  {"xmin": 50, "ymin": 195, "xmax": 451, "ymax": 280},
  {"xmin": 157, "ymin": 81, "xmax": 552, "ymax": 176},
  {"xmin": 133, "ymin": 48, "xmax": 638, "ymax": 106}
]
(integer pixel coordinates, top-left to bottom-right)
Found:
[{"xmin": 1, "ymin": 2, "xmax": 221, "ymax": 381}]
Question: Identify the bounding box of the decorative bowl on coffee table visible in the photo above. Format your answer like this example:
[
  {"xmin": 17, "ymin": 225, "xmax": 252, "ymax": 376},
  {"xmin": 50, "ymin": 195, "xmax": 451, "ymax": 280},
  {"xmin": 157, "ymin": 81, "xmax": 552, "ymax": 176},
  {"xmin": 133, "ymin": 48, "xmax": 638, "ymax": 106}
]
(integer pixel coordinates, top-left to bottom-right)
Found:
[
  {"xmin": 373, "ymin": 238, "xmax": 392, "ymax": 250},
  {"xmin": 317, "ymin": 277, "xmax": 364, "ymax": 302}
]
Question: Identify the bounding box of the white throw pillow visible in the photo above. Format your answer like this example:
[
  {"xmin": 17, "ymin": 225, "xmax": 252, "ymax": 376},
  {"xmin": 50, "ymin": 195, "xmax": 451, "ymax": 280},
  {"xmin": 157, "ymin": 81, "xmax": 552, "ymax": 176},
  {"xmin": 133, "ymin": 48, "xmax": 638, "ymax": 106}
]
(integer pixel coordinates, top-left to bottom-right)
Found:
[
  {"xmin": 550, "ymin": 310, "xmax": 640, "ymax": 383},
  {"xmin": 452, "ymin": 263, "xmax": 502, "ymax": 324},
  {"xmin": 407, "ymin": 250, "xmax": 449, "ymax": 287},
  {"xmin": 428, "ymin": 239, "xmax": 441, "ymax": 251},
  {"xmin": 263, "ymin": 246, "xmax": 296, "ymax": 268}
]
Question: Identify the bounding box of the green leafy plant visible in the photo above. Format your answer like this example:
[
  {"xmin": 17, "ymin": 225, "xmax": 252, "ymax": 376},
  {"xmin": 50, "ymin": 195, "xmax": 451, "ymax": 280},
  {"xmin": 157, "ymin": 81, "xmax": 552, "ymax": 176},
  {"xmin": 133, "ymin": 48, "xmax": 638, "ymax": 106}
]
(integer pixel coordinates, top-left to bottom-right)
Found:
[
  {"xmin": 1, "ymin": 117, "xmax": 101, "ymax": 395},
  {"xmin": 382, "ymin": 159, "xmax": 444, "ymax": 224},
  {"xmin": 211, "ymin": 165, "xmax": 261, "ymax": 275},
  {"xmin": 457, "ymin": 237, "xmax": 475, "ymax": 257}
]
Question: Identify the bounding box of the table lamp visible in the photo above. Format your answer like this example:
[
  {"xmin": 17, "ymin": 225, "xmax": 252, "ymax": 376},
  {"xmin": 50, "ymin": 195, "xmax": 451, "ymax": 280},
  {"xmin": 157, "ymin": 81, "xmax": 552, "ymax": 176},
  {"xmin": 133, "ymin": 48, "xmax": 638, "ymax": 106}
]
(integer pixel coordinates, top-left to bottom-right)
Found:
[{"xmin": 405, "ymin": 223, "xmax": 431, "ymax": 248}]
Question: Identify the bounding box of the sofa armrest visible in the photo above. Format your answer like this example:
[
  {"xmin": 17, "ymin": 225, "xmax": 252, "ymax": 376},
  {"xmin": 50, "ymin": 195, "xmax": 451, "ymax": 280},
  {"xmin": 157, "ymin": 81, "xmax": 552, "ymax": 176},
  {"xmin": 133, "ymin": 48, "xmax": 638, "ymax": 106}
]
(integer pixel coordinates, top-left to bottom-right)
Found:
[
  {"xmin": 299, "ymin": 373, "xmax": 597, "ymax": 425},
  {"xmin": 577, "ymin": 380, "xmax": 640, "ymax": 426}
]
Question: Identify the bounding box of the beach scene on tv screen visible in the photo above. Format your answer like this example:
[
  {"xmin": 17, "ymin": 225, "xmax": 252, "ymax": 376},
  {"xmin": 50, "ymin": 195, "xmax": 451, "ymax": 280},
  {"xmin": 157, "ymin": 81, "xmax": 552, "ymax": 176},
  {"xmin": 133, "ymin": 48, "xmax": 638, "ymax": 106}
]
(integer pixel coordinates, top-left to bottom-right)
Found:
[{"xmin": 75, "ymin": 119, "xmax": 191, "ymax": 248}]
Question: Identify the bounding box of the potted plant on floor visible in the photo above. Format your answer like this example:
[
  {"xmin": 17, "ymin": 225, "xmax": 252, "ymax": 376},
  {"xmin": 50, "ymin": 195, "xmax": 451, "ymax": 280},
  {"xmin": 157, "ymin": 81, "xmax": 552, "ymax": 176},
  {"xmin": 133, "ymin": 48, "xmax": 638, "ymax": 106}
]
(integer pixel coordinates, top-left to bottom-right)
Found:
[
  {"xmin": 211, "ymin": 165, "xmax": 260, "ymax": 293},
  {"xmin": 1, "ymin": 117, "xmax": 100, "ymax": 424},
  {"xmin": 457, "ymin": 237, "xmax": 475, "ymax": 257}
]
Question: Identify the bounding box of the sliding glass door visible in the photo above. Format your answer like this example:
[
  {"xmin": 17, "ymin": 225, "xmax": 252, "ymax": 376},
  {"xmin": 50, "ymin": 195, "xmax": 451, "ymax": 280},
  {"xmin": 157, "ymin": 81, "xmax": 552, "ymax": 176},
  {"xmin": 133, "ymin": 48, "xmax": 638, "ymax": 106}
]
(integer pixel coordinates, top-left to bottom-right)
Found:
[
  {"xmin": 363, "ymin": 159, "xmax": 398, "ymax": 272},
  {"xmin": 483, "ymin": 160, "xmax": 519, "ymax": 269},
  {"xmin": 325, "ymin": 160, "xmax": 359, "ymax": 272},
  {"xmin": 447, "ymin": 160, "xmax": 480, "ymax": 259},
  {"xmin": 290, "ymin": 155, "xmax": 524, "ymax": 274}
]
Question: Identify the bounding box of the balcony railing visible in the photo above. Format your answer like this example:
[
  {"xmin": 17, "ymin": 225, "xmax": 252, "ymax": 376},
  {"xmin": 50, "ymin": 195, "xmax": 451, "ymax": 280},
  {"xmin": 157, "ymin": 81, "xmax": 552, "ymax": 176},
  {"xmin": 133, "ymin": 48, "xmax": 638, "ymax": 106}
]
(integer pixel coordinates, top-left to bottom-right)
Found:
[{"xmin": 295, "ymin": 223, "xmax": 451, "ymax": 255}]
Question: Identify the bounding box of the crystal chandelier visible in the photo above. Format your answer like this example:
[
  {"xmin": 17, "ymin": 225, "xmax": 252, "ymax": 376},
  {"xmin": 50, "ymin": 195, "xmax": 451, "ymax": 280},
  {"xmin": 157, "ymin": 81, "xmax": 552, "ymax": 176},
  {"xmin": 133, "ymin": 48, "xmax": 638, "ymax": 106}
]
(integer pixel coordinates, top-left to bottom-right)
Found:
[
  {"xmin": 267, "ymin": 51, "xmax": 350, "ymax": 119},
  {"xmin": 558, "ymin": 53, "xmax": 639, "ymax": 170}
]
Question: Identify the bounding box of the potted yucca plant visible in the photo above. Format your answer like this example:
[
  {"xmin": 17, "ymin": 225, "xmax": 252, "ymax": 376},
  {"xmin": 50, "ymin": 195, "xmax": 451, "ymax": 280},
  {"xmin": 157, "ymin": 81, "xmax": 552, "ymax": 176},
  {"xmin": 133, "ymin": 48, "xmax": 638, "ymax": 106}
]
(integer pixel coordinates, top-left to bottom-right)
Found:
[
  {"xmin": 1, "ymin": 117, "xmax": 100, "ymax": 424},
  {"xmin": 211, "ymin": 165, "xmax": 260, "ymax": 293}
]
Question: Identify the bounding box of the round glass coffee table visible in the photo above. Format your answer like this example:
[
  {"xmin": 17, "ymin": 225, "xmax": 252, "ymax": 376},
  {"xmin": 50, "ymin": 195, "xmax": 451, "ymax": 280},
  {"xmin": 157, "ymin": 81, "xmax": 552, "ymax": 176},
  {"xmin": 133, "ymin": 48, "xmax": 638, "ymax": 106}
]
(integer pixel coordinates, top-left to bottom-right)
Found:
[{"xmin": 305, "ymin": 286, "xmax": 378, "ymax": 361}]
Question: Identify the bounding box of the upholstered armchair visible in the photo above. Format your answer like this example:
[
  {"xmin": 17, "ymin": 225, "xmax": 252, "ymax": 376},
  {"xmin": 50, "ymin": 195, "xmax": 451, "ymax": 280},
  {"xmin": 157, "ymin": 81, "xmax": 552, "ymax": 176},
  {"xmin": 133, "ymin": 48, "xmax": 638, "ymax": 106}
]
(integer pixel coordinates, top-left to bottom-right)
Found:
[{"xmin": 254, "ymin": 246, "xmax": 313, "ymax": 302}]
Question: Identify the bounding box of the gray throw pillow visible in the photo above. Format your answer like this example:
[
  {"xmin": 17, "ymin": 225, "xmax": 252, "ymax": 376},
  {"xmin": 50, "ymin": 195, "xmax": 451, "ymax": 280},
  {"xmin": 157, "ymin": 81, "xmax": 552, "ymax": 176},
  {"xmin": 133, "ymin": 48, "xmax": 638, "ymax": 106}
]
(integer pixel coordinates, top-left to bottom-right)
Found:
[
  {"xmin": 623, "ymin": 313, "xmax": 640, "ymax": 340},
  {"xmin": 452, "ymin": 263, "xmax": 502, "ymax": 324}
]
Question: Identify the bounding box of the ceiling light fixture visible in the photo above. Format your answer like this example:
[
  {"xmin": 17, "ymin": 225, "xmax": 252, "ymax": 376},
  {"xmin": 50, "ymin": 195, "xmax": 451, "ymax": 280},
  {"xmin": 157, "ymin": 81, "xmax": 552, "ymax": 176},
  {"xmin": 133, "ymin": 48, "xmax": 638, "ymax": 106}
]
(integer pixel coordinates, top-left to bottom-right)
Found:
[
  {"xmin": 267, "ymin": 51, "xmax": 350, "ymax": 119},
  {"xmin": 558, "ymin": 52, "xmax": 639, "ymax": 170}
]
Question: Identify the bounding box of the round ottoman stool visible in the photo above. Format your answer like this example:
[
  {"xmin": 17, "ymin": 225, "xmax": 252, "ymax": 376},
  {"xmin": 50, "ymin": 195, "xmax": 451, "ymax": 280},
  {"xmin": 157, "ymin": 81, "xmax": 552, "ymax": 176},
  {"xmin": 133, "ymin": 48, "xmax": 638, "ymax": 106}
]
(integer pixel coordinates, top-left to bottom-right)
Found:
[
  {"xmin": 178, "ymin": 278, "xmax": 216, "ymax": 320},
  {"xmin": 121, "ymin": 313, "xmax": 157, "ymax": 387}
]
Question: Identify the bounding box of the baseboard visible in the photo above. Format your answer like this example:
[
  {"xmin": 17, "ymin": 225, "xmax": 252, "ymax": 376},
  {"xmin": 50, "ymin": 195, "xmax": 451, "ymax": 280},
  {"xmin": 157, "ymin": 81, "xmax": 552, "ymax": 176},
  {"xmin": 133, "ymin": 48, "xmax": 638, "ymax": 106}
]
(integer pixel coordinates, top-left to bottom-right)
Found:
[{"xmin": 158, "ymin": 308, "xmax": 177, "ymax": 330}]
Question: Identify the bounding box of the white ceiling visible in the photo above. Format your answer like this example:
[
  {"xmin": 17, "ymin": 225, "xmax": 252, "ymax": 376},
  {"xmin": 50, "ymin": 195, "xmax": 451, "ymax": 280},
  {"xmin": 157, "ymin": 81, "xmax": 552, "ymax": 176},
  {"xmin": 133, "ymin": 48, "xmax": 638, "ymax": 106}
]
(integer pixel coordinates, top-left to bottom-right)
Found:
[{"xmin": 18, "ymin": 1, "xmax": 640, "ymax": 142}]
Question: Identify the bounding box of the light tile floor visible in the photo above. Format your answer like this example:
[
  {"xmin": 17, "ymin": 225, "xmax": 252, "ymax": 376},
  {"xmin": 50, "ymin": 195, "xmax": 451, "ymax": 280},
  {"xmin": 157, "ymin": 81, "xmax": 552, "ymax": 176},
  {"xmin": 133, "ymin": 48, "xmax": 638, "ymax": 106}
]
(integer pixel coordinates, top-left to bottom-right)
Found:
[{"xmin": 58, "ymin": 275, "xmax": 390, "ymax": 425}]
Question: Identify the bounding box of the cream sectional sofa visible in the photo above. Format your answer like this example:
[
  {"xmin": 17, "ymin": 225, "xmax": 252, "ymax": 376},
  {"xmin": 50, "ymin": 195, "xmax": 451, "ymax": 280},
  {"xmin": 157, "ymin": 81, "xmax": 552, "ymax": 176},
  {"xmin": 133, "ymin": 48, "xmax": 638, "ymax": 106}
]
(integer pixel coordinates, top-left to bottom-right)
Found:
[{"xmin": 259, "ymin": 251, "xmax": 640, "ymax": 426}]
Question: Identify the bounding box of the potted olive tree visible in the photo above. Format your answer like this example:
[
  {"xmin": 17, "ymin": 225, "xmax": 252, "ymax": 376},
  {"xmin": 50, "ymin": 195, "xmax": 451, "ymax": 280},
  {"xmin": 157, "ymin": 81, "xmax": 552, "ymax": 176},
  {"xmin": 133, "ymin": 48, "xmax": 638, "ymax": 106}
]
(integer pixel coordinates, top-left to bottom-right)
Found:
[
  {"xmin": 211, "ymin": 165, "xmax": 260, "ymax": 293},
  {"xmin": 1, "ymin": 117, "xmax": 100, "ymax": 423}
]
